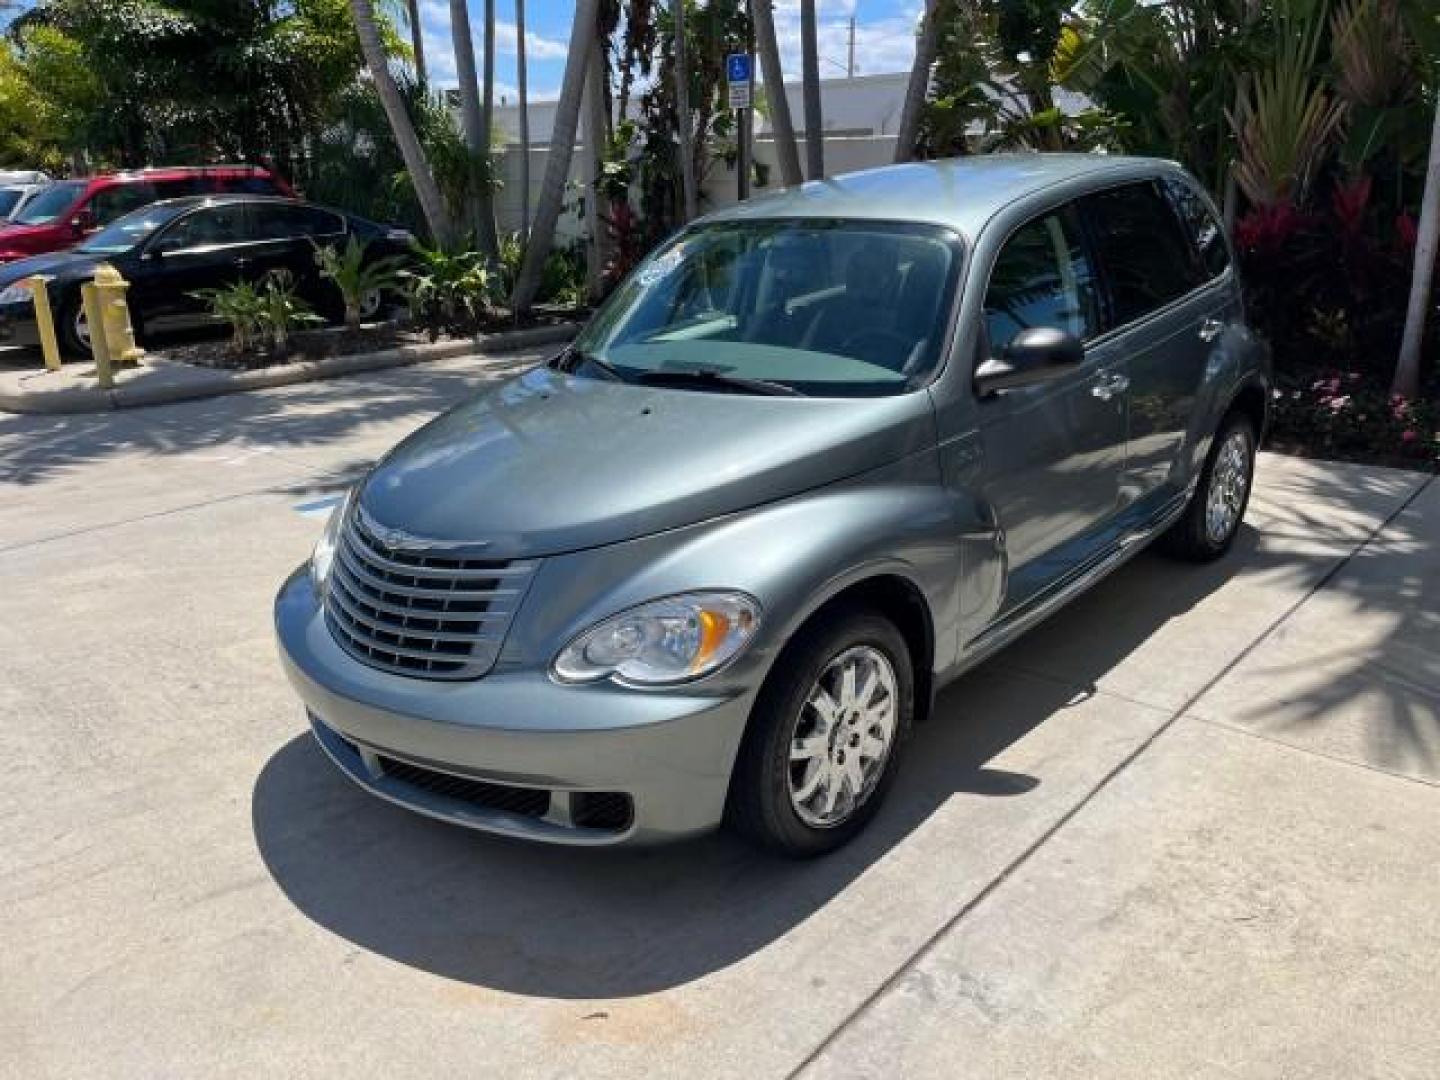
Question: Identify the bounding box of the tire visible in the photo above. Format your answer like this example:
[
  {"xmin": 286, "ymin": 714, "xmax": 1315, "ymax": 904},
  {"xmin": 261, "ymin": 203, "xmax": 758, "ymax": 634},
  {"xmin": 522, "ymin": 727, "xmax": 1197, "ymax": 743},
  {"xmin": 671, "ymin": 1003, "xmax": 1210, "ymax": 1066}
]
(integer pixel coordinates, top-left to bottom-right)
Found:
[
  {"xmin": 56, "ymin": 292, "xmax": 91, "ymax": 361},
  {"xmin": 1161, "ymin": 412, "xmax": 1257, "ymax": 561},
  {"xmin": 726, "ymin": 609, "xmax": 914, "ymax": 857}
]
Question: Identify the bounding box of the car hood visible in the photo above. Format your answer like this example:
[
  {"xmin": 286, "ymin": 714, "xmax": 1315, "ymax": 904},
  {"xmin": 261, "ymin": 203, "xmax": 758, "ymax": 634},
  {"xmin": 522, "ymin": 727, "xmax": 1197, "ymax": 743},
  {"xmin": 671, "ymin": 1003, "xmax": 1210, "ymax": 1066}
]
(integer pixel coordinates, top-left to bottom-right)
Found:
[
  {"xmin": 0, "ymin": 250, "xmax": 103, "ymax": 286},
  {"xmin": 358, "ymin": 364, "xmax": 937, "ymax": 558}
]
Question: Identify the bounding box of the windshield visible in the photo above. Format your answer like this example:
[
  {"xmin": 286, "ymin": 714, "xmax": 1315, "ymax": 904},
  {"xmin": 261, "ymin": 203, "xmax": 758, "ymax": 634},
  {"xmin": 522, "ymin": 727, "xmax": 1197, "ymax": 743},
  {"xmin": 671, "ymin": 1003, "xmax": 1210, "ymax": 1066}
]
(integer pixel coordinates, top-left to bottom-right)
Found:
[
  {"xmin": 573, "ymin": 219, "xmax": 962, "ymax": 398},
  {"xmin": 13, "ymin": 180, "xmax": 85, "ymax": 226},
  {"xmin": 0, "ymin": 189, "xmax": 22, "ymax": 218},
  {"xmin": 77, "ymin": 202, "xmax": 191, "ymax": 255}
]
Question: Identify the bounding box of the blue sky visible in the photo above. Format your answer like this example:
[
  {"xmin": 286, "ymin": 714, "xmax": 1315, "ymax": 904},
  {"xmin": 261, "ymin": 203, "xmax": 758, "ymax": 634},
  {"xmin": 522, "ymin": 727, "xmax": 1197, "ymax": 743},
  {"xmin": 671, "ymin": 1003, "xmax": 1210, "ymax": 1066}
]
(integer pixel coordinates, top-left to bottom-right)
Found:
[
  {"xmin": 2, "ymin": 1, "xmax": 922, "ymax": 103},
  {"xmin": 426, "ymin": 0, "xmax": 923, "ymax": 102}
]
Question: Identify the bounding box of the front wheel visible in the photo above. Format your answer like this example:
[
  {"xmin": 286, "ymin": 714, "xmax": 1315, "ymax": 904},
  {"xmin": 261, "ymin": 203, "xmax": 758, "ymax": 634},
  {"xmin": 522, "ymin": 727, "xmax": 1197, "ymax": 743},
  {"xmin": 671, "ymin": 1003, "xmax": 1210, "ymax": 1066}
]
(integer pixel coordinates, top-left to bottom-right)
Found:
[
  {"xmin": 56, "ymin": 292, "xmax": 92, "ymax": 361},
  {"xmin": 1161, "ymin": 413, "xmax": 1257, "ymax": 561},
  {"xmin": 726, "ymin": 610, "xmax": 913, "ymax": 857}
]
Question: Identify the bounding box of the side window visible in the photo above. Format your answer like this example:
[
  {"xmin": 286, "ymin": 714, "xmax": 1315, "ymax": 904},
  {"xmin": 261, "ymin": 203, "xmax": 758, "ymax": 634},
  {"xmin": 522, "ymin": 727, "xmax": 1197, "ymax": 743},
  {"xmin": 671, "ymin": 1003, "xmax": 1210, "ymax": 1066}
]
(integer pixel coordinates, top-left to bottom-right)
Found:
[
  {"xmin": 1163, "ymin": 175, "xmax": 1230, "ymax": 280},
  {"xmin": 153, "ymin": 205, "xmax": 248, "ymax": 251},
  {"xmin": 984, "ymin": 207, "xmax": 1101, "ymax": 355},
  {"xmin": 89, "ymin": 183, "xmax": 158, "ymax": 226},
  {"xmin": 252, "ymin": 203, "xmax": 343, "ymax": 241},
  {"xmin": 1082, "ymin": 181, "xmax": 1205, "ymax": 327}
]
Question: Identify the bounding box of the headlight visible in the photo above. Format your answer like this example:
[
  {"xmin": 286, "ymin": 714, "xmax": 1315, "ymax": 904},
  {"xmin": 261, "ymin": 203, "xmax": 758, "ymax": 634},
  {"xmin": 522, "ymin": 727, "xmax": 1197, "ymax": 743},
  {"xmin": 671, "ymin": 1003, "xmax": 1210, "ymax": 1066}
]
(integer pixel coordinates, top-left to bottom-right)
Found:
[
  {"xmin": 0, "ymin": 284, "xmax": 29, "ymax": 305},
  {"xmin": 553, "ymin": 591, "xmax": 761, "ymax": 686},
  {"xmin": 309, "ymin": 489, "xmax": 354, "ymax": 593}
]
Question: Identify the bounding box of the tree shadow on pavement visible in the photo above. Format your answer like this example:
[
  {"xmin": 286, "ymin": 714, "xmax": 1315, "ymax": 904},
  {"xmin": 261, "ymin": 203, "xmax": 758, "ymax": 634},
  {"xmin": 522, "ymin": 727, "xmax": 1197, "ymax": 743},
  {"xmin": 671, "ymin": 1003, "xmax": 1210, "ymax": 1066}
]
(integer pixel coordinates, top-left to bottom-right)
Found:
[{"xmin": 0, "ymin": 352, "xmax": 538, "ymax": 486}]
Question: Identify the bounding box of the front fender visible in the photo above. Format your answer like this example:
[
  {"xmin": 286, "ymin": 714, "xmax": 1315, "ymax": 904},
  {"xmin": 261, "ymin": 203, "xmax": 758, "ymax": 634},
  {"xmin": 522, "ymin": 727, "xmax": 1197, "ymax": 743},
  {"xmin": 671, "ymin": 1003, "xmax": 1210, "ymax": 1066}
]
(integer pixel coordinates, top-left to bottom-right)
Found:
[{"xmin": 499, "ymin": 452, "xmax": 963, "ymax": 693}]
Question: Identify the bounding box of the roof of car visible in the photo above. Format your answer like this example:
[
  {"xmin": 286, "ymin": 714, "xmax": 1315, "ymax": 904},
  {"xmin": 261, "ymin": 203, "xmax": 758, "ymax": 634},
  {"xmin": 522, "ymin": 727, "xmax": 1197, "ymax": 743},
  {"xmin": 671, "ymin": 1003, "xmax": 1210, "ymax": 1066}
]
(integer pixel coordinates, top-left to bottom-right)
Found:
[
  {"xmin": 702, "ymin": 153, "xmax": 1186, "ymax": 237},
  {"xmin": 139, "ymin": 194, "xmax": 310, "ymax": 211}
]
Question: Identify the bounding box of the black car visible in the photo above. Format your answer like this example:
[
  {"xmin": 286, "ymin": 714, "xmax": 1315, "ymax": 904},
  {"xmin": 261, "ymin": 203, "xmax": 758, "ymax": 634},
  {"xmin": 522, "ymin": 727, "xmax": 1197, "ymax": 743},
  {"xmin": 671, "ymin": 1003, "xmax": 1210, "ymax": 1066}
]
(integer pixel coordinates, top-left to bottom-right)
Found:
[{"xmin": 0, "ymin": 195, "xmax": 415, "ymax": 358}]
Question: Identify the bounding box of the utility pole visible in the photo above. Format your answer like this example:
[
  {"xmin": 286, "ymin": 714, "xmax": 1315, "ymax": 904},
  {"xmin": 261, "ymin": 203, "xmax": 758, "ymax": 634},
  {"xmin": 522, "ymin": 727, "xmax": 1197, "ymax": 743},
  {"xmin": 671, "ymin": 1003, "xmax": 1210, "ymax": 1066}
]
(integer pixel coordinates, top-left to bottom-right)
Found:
[{"xmin": 847, "ymin": 15, "xmax": 855, "ymax": 78}]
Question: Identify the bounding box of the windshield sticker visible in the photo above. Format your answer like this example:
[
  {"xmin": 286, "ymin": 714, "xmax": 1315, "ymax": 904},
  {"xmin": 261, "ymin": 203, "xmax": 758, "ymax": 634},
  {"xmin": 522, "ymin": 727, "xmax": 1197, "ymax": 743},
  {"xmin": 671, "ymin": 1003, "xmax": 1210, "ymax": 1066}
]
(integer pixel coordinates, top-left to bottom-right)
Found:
[{"xmin": 639, "ymin": 245, "xmax": 685, "ymax": 286}]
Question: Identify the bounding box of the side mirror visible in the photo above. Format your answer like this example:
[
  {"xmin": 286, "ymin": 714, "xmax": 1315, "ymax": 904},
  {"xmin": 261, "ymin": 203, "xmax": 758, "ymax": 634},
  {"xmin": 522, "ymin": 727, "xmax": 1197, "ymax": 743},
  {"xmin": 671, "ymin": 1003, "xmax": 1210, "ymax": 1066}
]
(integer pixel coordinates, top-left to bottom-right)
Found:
[{"xmin": 974, "ymin": 327, "xmax": 1084, "ymax": 396}]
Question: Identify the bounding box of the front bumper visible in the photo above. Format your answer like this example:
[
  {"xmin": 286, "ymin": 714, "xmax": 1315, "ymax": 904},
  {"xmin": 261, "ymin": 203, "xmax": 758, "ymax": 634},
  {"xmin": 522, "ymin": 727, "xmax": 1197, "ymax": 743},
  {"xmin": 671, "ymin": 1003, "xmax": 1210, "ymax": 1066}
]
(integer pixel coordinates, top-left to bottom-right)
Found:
[{"xmin": 275, "ymin": 568, "xmax": 757, "ymax": 846}]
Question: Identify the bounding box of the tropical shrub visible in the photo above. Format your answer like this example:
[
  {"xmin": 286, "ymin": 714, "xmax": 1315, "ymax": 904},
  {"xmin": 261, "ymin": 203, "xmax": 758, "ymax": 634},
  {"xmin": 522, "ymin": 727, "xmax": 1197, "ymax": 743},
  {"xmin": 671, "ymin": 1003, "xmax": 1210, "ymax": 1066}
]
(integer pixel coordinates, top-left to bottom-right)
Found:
[
  {"xmin": 191, "ymin": 279, "xmax": 265, "ymax": 354},
  {"xmin": 401, "ymin": 245, "xmax": 503, "ymax": 339},
  {"xmin": 314, "ymin": 236, "xmax": 408, "ymax": 331},
  {"xmin": 257, "ymin": 270, "xmax": 323, "ymax": 352}
]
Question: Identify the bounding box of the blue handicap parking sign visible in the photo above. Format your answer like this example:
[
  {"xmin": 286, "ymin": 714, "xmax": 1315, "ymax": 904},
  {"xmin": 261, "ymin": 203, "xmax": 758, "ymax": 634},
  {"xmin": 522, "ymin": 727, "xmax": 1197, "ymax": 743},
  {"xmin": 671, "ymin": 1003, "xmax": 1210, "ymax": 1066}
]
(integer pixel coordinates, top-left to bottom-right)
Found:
[{"xmin": 726, "ymin": 53, "xmax": 751, "ymax": 84}]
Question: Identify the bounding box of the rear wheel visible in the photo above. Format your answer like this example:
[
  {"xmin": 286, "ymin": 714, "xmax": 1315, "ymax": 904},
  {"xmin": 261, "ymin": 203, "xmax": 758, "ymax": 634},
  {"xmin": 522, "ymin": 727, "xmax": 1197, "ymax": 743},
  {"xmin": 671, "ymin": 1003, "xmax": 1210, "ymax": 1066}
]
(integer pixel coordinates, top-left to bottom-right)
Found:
[
  {"xmin": 1161, "ymin": 412, "xmax": 1257, "ymax": 561},
  {"xmin": 726, "ymin": 610, "xmax": 913, "ymax": 857}
]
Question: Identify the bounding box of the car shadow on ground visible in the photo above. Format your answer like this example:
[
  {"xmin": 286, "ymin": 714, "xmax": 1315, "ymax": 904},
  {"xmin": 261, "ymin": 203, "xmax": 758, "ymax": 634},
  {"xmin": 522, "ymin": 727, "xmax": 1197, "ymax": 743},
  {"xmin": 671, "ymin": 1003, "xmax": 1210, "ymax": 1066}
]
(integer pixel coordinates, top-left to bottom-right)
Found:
[{"xmin": 252, "ymin": 531, "xmax": 1274, "ymax": 1000}]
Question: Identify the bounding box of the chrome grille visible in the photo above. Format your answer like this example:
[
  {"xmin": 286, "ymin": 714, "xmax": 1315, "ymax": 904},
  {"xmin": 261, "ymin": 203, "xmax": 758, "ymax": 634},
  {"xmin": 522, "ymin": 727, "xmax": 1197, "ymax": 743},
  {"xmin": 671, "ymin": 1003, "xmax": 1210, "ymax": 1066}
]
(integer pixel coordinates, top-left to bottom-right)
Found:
[{"xmin": 324, "ymin": 508, "xmax": 538, "ymax": 680}]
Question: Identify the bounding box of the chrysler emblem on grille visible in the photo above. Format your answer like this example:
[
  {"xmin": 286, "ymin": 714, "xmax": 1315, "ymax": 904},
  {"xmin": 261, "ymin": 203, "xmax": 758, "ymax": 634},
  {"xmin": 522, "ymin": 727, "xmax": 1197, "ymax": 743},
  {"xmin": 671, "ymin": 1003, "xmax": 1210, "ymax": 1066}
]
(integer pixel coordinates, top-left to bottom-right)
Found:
[{"xmin": 357, "ymin": 506, "xmax": 485, "ymax": 552}]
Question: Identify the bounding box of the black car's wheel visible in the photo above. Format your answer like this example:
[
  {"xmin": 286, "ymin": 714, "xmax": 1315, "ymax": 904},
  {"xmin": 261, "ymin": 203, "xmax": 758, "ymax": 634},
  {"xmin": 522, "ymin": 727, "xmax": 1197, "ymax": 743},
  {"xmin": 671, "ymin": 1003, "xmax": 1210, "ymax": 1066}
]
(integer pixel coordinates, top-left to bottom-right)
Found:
[
  {"xmin": 727, "ymin": 609, "xmax": 913, "ymax": 857},
  {"xmin": 55, "ymin": 292, "xmax": 93, "ymax": 361},
  {"xmin": 1161, "ymin": 412, "xmax": 1257, "ymax": 561}
]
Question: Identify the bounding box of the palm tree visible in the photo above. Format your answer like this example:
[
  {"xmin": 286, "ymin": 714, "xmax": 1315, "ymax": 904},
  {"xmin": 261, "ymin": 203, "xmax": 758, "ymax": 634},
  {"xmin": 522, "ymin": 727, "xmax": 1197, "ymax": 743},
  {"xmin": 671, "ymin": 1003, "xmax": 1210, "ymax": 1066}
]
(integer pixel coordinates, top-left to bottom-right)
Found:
[
  {"xmin": 894, "ymin": 0, "xmax": 940, "ymax": 163},
  {"xmin": 516, "ymin": 0, "xmax": 531, "ymax": 236},
  {"xmin": 450, "ymin": 0, "xmax": 497, "ymax": 255},
  {"xmin": 752, "ymin": 0, "xmax": 802, "ymax": 186},
  {"xmin": 1394, "ymin": 97, "xmax": 1439, "ymax": 399},
  {"xmin": 584, "ymin": 37, "xmax": 613, "ymax": 299},
  {"xmin": 349, "ymin": 0, "xmax": 453, "ymax": 245},
  {"xmin": 799, "ymin": 0, "xmax": 824, "ymax": 178},
  {"xmin": 406, "ymin": 0, "xmax": 428, "ymax": 84},
  {"xmin": 673, "ymin": 0, "xmax": 698, "ymax": 220},
  {"xmin": 511, "ymin": 0, "xmax": 603, "ymax": 314},
  {"xmin": 479, "ymin": 0, "xmax": 499, "ymax": 255}
]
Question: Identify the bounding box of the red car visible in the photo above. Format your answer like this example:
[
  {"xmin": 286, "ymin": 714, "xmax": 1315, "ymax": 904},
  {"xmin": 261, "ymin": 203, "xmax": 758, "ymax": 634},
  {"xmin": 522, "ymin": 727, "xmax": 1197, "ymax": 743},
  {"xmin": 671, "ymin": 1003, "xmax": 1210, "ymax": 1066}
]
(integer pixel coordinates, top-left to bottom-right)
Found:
[{"xmin": 0, "ymin": 165, "xmax": 294, "ymax": 264}]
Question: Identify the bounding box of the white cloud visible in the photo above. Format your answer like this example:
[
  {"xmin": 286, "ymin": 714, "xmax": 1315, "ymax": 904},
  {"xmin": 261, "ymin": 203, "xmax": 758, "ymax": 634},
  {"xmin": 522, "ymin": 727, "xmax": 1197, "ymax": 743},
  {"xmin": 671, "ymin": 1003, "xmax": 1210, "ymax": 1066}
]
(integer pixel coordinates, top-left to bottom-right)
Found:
[{"xmin": 769, "ymin": 3, "xmax": 922, "ymax": 79}]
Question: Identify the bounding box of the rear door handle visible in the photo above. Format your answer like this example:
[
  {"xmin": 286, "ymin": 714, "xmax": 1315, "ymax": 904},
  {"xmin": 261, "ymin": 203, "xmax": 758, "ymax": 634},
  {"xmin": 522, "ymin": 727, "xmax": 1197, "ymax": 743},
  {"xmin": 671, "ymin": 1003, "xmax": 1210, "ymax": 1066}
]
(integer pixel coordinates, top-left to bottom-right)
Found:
[{"xmin": 1198, "ymin": 318, "xmax": 1224, "ymax": 342}]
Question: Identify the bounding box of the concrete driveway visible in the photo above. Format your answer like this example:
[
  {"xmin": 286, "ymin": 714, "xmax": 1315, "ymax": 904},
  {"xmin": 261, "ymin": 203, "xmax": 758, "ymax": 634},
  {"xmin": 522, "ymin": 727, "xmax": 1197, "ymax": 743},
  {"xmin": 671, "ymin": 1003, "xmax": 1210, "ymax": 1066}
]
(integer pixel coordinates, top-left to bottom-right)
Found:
[{"xmin": 2, "ymin": 353, "xmax": 1436, "ymax": 1079}]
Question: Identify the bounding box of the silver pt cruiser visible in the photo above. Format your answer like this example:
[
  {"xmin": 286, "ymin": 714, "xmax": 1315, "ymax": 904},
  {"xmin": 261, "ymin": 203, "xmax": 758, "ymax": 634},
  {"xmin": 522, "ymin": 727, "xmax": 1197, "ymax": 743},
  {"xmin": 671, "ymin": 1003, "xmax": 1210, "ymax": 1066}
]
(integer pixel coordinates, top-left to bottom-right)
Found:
[{"xmin": 275, "ymin": 155, "xmax": 1270, "ymax": 856}]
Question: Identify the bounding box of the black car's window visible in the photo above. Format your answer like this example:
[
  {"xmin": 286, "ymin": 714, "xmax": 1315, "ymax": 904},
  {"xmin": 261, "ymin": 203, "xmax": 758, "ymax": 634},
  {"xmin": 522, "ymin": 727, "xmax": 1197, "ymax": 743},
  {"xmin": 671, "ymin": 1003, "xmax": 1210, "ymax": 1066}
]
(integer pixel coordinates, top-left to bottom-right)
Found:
[
  {"xmin": 1082, "ymin": 181, "xmax": 1205, "ymax": 328},
  {"xmin": 12, "ymin": 180, "xmax": 84, "ymax": 226},
  {"xmin": 984, "ymin": 207, "xmax": 1101, "ymax": 355},
  {"xmin": 90, "ymin": 183, "xmax": 158, "ymax": 226},
  {"xmin": 252, "ymin": 203, "xmax": 344, "ymax": 241},
  {"xmin": 152, "ymin": 205, "xmax": 250, "ymax": 251},
  {"xmin": 1162, "ymin": 175, "xmax": 1230, "ymax": 280},
  {"xmin": 76, "ymin": 203, "xmax": 191, "ymax": 255},
  {"xmin": 573, "ymin": 219, "xmax": 962, "ymax": 397}
]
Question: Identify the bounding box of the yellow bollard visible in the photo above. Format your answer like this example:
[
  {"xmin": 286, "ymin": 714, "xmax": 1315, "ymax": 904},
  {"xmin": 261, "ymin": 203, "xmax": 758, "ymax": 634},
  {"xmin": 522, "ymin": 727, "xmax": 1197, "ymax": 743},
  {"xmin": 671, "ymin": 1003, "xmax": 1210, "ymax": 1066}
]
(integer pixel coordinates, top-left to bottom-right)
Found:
[
  {"xmin": 80, "ymin": 281, "xmax": 114, "ymax": 390},
  {"xmin": 19, "ymin": 275, "xmax": 62, "ymax": 372},
  {"xmin": 91, "ymin": 263, "xmax": 144, "ymax": 368}
]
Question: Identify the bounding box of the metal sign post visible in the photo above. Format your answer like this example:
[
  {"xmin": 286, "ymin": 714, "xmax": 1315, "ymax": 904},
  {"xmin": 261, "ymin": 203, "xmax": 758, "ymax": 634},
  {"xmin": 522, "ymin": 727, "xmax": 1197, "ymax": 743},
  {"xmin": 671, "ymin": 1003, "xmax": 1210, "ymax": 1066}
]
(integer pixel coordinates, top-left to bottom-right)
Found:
[{"xmin": 727, "ymin": 52, "xmax": 752, "ymax": 202}]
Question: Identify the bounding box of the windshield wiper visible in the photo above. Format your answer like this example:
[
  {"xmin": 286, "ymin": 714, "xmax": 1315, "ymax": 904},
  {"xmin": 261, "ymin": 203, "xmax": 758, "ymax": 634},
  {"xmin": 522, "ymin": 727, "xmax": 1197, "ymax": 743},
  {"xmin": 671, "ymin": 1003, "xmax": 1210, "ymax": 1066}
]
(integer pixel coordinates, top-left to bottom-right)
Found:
[
  {"xmin": 551, "ymin": 344, "xmax": 631, "ymax": 384},
  {"xmin": 634, "ymin": 368, "xmax": 804, "ymax": 397}
]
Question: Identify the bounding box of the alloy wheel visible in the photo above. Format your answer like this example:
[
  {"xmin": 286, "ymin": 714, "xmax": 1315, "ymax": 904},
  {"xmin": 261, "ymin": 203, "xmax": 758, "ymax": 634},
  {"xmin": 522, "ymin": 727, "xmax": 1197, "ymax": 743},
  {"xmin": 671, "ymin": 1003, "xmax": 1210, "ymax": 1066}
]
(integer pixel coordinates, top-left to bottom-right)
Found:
[
  {"xmin": 1205, "ymin": 428, "xmax": 1252, "ymax": 545},
  {"xmin": 788, "ymin": 645, "xmax": 899, "ymax": 828}
]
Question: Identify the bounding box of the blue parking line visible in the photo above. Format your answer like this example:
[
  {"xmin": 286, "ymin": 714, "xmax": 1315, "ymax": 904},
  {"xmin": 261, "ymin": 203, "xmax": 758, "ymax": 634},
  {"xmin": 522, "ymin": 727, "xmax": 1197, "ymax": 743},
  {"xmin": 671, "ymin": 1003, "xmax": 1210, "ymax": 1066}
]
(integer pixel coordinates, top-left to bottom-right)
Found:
[{"xmin": 293, "ymin": 495, "xmax": 342, "ymax": 518}]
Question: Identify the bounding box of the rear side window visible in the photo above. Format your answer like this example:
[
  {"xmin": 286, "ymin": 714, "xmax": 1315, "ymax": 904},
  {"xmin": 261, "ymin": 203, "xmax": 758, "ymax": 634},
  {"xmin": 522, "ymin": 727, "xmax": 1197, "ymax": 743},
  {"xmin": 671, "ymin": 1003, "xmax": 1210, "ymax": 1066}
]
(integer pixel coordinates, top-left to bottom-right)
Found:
[
  {"xmin": 90, "ymin": 183, "xmax": 158, "ymax": 225},
  {"xmin": 1081, "ymin": 181, "xmax": 1205, "ymax": 328},
  {"xmin": 984, "ymin": 206, "xmax": 1102, "ymax": 354},
  {"xmin": 252, "ymin": 203, "xmax": 344, "ymax": 240},
  {"xmin": 1163, "ymin": 175, "xmax": 1230, "ymax": 280}
]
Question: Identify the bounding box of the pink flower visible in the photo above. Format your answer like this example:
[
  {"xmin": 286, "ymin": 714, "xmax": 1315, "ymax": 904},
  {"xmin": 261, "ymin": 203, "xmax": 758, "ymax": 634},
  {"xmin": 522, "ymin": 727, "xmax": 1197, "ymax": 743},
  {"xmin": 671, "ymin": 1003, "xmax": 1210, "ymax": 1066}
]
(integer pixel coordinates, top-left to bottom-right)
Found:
[
  {"xmin": 1328, "ymin": 395, "xmax": 1351, "ymax": 412},
  {"xmin": 1401, "ymin": 430, "xmax": 1418, "ymax": 444}
]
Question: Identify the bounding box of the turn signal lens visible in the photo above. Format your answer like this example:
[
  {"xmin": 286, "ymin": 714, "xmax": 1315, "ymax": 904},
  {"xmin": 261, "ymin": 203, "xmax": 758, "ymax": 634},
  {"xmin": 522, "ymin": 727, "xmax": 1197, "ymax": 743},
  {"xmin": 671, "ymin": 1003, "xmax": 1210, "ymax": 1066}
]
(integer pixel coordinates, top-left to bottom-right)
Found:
[{"xmin": 553, "ymin": 592, "xmax": 761, "ymax": 686}]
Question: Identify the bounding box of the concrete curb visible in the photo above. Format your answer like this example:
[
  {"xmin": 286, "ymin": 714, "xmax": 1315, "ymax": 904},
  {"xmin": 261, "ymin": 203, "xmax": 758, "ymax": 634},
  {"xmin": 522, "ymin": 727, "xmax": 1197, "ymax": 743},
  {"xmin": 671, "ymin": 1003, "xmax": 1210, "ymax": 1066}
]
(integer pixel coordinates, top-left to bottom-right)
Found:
[{"xmin": 0, "ymin": 322, "xmax": 578, "ymax": 416}]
